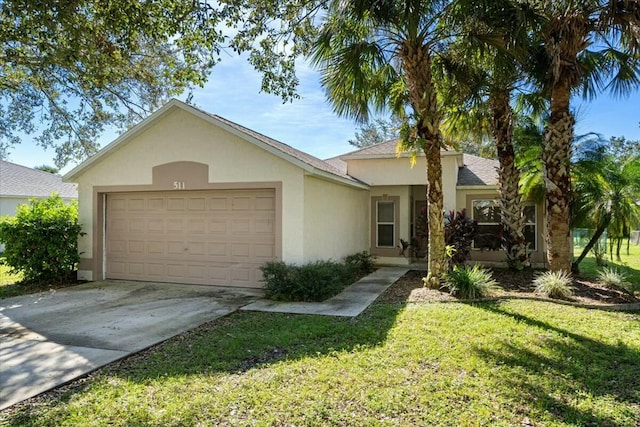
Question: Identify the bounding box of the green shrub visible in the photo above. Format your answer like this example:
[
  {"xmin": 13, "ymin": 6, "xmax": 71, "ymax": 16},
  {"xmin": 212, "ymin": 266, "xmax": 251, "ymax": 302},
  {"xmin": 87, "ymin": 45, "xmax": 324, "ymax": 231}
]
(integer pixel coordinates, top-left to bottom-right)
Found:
[
  {"xmin": 442, "ymin": 264, "xmax": 500, "ymax": 299},
  {"xmin": 0, "ymin": 194, "xmax": 84, "ymax": 284},
  {"xmin": 343, "ymin": 251, "xmax": 375, "ymax": 280},
  {"xmin": 261, "ymin": 260, "xmax": 349, "ymax": 302},
  {"xmin": 597, "ymin": 267, "xmax": 633, "ymax": 293},
  {"xmin": 261, "ymin": 252, "xmax": 374, "ymax": 302},
  {"xmin": 533, "ymin": 270, "xmax": 574, "ymax": 299}
]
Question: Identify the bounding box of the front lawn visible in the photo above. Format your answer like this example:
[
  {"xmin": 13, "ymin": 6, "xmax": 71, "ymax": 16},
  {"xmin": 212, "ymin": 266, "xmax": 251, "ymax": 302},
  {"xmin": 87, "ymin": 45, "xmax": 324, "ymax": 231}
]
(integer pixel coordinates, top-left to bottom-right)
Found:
[
  {"xmin": 3, "ymin": 298, "xmax": 638, "ymax": 426},
  {"xmin": 0, "ymin": 262, "xmax": 24, "ymax": 298},
  {"xmin": 574, "ymin": 238, "xmax": 640, "ymax": 286}
]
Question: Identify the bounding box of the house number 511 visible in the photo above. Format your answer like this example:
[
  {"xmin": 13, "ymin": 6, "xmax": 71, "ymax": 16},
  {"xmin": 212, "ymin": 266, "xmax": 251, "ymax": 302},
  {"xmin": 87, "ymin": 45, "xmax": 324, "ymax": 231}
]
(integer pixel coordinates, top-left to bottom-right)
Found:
[{"xmin": 173, "ymin": 181, "xmax": 186, "ymax": 190}]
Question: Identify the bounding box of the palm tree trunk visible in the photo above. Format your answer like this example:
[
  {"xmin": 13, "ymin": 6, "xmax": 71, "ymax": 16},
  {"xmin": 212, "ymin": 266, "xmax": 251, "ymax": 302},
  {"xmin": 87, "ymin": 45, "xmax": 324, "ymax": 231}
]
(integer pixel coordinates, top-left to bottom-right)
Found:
[
  {"xmin": 490, "ymin": 88, "xmax": 530, "ymax": 269},
  {"xmin": 423, "ymin": 139, "xmax": 446, "ymax": 287},
  {"xmin": 543, "ymin": 79, "xmax": 574, "ymax": 272},
  {"xmin": 401, "ymin": 41, "xmax": 446, "ymax": 287},
  {"xmin": 571, "ymin": 212, "xmax": 611, "ymax": 271}
]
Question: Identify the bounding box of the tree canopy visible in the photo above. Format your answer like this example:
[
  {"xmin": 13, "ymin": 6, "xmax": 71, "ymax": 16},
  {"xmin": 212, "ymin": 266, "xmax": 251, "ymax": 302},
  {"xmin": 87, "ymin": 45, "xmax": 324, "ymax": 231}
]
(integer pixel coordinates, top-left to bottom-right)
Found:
[
  {"xmin": 348, "ymin": 118, "xmax": 401, "ymax": 148},
  {"xmin": 0, "ymin": 0, "xmax": 221, "ymax": 166}
]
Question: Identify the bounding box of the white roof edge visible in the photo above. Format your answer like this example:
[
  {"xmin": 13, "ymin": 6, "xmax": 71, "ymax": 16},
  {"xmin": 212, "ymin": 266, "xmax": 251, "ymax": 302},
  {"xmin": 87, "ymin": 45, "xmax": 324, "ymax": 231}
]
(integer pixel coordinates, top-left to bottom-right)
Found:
[
  {"xmin": 306, "ymin": 168, "xmax": 370, "ymax": 190},
  {"xmin": 341, "ymin": 150, "xmax": 461, "ymax": 161},
  {"xmin": 456, "ymin": 185, "xmax": 499, "ymax": 190},
  {"xmin": 63, "ymin": 99, "xmax": 360, "ymax": 188}
]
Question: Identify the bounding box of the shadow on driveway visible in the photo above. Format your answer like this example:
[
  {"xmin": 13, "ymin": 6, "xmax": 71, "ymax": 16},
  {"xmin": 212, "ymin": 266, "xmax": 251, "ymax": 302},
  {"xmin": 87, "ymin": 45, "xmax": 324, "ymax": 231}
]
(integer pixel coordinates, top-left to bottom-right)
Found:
[{"xmin": 0, "ymin": 280, "xmax": 262, "ymax": 410}]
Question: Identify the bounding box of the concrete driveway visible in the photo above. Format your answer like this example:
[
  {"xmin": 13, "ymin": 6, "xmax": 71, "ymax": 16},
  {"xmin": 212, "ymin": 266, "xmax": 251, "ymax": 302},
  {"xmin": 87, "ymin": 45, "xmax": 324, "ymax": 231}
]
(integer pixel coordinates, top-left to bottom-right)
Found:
[{"xmin": 0, "ymin": 281, "xmax": 262, "ymax": 410}]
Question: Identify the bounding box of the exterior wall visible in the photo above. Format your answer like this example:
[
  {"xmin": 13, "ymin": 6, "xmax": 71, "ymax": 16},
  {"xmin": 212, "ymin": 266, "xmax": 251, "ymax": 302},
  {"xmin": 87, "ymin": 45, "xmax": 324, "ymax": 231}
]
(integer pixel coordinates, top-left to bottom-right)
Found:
[
  {"xmin": 303, "ymin": 176, "xmax": 369, "ymax": 262},
  {"xmin": 458, "ymin": 188, "xmax": 547, "ymax": 266},
  {"xmin": 346, "ymin": 153, "xmax": 460, "ymax": 211},
  {"xmin": 0, "ymin": 197, "xmax": 28, "ymax": 218},
  {"xmin": 71, "ymin": 107, "xmax": 307, "ymax": 280},
  {"xmin": 0, "ymin": 198, "xmax": 27, "ymax": 253}
]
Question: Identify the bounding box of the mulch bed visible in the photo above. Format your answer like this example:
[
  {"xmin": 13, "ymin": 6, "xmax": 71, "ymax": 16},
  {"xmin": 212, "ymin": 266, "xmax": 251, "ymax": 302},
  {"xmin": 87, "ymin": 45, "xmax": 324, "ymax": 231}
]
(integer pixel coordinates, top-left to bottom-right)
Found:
[{"xmin": 379, "ymin": 269, "xmax": 639, "ymax": 306}]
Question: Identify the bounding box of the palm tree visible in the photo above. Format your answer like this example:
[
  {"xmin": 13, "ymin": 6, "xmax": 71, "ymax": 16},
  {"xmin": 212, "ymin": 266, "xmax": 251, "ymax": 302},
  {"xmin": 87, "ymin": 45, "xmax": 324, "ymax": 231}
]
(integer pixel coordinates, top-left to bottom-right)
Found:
[
  {"xmin": 572, "ymin": 147, "xmax": 640, "ymax": 270},
  {"xmin": 526, "ymin": 0, "xmax": 640, "ymax": 272},
  {"xmin": 439, "ymin": 1, "xmax": 539, "ymax": 269},
  {"xmin": 311, "ymin": 0, "xmax": 453, "ymax": 286},
  {"xmin": 440, "ymin": 65, "xmax": 532, "ymax": 269}
]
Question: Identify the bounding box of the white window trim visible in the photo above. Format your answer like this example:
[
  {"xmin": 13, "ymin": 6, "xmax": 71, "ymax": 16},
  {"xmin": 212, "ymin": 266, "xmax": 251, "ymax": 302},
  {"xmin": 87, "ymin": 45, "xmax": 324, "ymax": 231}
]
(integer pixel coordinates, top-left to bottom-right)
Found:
[{"xmin": 376, "ymin": 200, "xmax": 395, "ymax": 248}]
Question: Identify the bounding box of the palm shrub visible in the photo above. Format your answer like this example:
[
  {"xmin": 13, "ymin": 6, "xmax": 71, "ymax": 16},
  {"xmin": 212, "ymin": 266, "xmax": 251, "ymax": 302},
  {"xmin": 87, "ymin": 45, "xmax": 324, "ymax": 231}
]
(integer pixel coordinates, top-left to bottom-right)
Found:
[
  {"xmin": 597, "ymin": 267, "xmax": 633, "ymax": 293},
  {"xmin": 442, "ymin": 264, "xmax": 500, "ymax": 299},
  {"xmin": 533, "ymin": 270, "xmax": 574, "ymax": 299},
  {"xmin": 444, "ymin": 209, "xmax": 477, "ymax": 266},
  {"xmin": 0, "ymin": 194, "xmax": 84, "ymax": 284}
]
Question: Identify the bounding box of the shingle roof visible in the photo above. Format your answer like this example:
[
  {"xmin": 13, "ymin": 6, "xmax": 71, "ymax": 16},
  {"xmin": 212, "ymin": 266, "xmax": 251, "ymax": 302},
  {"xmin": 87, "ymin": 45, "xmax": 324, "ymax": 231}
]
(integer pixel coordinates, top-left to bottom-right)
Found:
[
  {"xmin": 458, "ymin": 154, "xmax": 499, "ymax": 186},
  {"xmin": 0, "ymin": 160, "xmax": 78, "ymax": 198},
  {"xmin": 64, "ymin": 100, "xmax": 367, "ymax": 189},
  {"xmin": 329, "ymin": 139, "xmax": 499, "ymax": 186},
  {"xmin": 342, "ymin": 139, "xmax": 400, "ymax": 157},
  {"xmin": 323, "ymin": 156, "xmax": 348, "ymax": 175}
]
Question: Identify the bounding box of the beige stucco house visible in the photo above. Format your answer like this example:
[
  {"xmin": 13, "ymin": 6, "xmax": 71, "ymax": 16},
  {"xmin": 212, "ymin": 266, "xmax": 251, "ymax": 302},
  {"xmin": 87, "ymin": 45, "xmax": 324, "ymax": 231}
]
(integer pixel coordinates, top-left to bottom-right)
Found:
[{"xmin": 64, "ymin": 99, "xmax": 546, "ymax": 288}]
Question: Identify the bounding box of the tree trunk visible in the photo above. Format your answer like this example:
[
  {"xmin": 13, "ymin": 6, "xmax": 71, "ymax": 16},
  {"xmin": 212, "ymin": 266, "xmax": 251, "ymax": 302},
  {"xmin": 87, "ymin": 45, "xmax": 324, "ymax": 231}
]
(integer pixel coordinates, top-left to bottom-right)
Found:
[
  {"xmin": 401, "ymin": 41, "xmax": 446, "ymax": 287},
  {"xmin": 490, "ymin": 88, "xmax": 530, "ymax": 269},
  {"xmin": 571, "ymin": 212, "xmax": 611, "ymax": 272},
  {"xmin": 423, "ymin": 140, "xmax": 446, "ymax": 287},
  {"xmin": 543, "ymin": 79, "xmax": 574, "ymax": 272}
]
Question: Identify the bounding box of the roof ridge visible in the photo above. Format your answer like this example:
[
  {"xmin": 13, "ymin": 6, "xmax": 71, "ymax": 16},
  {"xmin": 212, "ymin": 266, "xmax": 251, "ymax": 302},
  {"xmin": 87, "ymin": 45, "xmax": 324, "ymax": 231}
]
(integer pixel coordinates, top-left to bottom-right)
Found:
[
  {"xmin": 337, "ymin": 138, "xmax": 399, "ymax": 157},
  {"xmin": 0, "ymin": 159, "xmax": 60, "ymax": 177}
]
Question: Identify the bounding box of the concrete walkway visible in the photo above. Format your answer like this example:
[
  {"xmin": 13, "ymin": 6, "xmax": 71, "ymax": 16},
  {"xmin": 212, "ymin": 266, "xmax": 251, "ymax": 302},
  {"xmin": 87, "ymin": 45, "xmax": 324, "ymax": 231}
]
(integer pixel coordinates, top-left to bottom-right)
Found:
[
  {"xmin": 0, "ymin": 281, "xmax": 262, "ymax": 410},
  {"xmin": 241, "ymin": 267, "xmax": 409, "ymax": 317}
]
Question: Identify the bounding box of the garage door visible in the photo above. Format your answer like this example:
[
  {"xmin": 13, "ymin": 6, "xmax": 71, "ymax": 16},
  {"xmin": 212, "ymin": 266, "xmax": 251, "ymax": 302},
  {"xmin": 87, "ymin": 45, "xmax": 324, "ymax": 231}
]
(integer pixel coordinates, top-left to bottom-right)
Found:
[{"xmin": 106, "ymin": 189, "xmax": 276, "ymax": 287}]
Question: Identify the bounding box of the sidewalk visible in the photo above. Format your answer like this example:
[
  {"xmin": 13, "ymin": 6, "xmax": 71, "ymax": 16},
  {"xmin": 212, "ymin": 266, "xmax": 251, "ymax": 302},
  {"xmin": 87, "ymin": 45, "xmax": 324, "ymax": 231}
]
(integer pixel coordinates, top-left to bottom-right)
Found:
[{"xmin": 241, "ymin": 267, "xmax": 409, "ymax": 317}]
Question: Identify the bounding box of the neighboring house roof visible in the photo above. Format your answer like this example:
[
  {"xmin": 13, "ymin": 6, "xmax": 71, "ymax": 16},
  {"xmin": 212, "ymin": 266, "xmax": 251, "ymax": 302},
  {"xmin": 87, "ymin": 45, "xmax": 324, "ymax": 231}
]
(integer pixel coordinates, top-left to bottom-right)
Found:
[
  {"xmin": 328, "ymin": 139, "xmax": 499, "ymax": 186},
  {"xmin": 64, "ymin": 99, "xmax": 367, "ymax": 189},
  {"xmin": 0, "ymin": 160, "xmax": 78, "ymax": 199}
]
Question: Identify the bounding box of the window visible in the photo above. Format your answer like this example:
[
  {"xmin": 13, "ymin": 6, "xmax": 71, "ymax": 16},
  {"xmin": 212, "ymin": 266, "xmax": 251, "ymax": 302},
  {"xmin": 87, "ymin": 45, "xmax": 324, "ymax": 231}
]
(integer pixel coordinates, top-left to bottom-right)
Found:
[
  {"xmin": 472, "ymin": 200, "xmax": 502, "ymax": 250},
  {"xmin": 523, "ymin": 204, "xmax": 537, "ymax": 251},
  {"xmin": 376, "ymin": 201, "xmax": 395, "ymax": 247},
  {"xmin": 472, "ymin": 199, "xmax": 537, "ymax": 250}
]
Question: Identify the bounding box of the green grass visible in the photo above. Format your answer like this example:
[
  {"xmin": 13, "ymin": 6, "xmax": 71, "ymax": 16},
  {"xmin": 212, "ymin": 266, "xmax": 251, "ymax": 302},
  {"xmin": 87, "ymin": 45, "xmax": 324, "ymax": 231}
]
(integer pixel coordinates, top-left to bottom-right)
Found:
[
  {"xmin": 575, "ymin": 238, "xmax": 640, "ymax": 288},
  {"xmin": 2, "ymin": 299, "xmax": 638, "ymax": 426},
  {"xmin": 0, "ymin": 262, "xmax": 24, "ymax": 298},
  {"xmin": 0, "ymin": 258, "xmax": 80, "ymax": 299}
]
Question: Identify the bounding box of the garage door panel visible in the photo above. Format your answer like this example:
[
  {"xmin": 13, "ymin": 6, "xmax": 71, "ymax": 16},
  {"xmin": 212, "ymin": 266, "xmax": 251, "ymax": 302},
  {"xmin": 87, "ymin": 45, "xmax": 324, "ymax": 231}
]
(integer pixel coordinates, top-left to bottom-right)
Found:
[
  {"xmin": 148, "ymin": 198, "xmax": 164, "ymax": 210},
  {"xmin": 106, "ymin": 189, "xmax": 275, "ymax": 287},
  {"xmin": 188, "ymin": 197, "xmax": 206, "ymax": 210},
  {"xmin": 232, "ymin": 197, "xmax": 251, "ymax": 210},
  {"xmin": 128, "ymin": 241, "xmax": 144, "ymax": 254},
  {"xmin": 128, "ymin": 198, "xmax": 145, "ymax": 210},
  {"xmin": 232, "ymin": 220, "xmax": 251, "ymax": 233}
]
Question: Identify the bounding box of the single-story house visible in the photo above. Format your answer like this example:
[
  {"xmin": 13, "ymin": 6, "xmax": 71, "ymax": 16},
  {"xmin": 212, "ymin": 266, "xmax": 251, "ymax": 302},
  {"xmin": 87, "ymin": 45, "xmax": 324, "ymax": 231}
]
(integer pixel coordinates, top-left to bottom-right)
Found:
[
  {"xmin": 0, "ymin": 160, "xmax": 78, "ymax": 252},
  {"xmin": 64, "ymin": 99, "xmax": 546, "ymax": 287}
]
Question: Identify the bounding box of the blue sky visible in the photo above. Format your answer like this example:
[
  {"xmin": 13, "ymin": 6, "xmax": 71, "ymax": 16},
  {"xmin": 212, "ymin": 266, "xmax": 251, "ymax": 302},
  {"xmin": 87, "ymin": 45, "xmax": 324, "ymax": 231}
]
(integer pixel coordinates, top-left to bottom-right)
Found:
[{"xmin": 4, "ymin": 53, "xmax": 640, "ymax": 174}]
